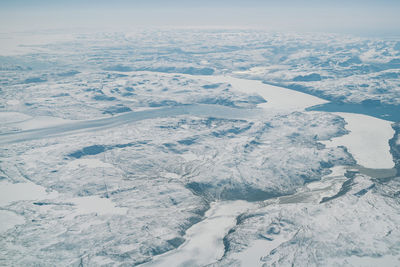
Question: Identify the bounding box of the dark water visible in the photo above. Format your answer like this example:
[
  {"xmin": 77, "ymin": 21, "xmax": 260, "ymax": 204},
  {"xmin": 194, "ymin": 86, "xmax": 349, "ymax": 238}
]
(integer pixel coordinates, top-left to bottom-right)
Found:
[
  {"xmin": 306, "ymin": 102, "xmax": 400, "ymax": 122},
  {"xmin": 262, "ymin": 81, "xmax": 400, "ymax": 122}
]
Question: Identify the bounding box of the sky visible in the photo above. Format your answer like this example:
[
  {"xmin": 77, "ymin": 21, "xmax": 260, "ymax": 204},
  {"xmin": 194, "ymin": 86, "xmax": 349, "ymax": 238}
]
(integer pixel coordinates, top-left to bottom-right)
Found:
[{"xmin": 1, "ymin": 0, "xmax": 399, "ymax": 35}]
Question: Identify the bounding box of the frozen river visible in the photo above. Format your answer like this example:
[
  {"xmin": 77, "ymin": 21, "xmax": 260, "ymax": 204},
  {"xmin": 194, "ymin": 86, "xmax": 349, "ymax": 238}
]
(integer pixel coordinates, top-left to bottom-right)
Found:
[{"xmin": 0, "ymin": 104, "xmax": 257, "ymax": 145}]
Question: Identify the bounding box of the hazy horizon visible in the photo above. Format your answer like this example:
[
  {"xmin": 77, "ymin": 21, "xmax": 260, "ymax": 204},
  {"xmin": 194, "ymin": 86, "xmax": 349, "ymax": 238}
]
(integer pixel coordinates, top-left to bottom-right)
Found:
[{"xmin": 1, "ymin": 0, "xmax": 400, "ymax": 36}]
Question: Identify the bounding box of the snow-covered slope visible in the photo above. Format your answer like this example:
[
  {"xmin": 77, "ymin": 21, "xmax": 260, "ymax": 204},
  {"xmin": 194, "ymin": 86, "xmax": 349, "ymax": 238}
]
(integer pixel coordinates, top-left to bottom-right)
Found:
[{"xmin": 0, "ymin": 29, "xmax": 399, "ymax": 266}]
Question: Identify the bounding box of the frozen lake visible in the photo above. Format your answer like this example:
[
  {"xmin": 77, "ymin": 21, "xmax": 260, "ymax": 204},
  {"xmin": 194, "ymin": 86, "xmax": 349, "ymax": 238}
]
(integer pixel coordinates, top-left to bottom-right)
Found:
[{"xmin": 1, "ymin": 72, "xmax": 398, "ymax": 266}]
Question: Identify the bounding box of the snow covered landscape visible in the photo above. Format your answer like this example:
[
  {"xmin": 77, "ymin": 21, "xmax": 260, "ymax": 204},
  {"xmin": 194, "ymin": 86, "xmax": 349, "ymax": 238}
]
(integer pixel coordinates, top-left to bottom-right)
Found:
[{"xmin": 1, "ymin": 1, "xmax": 400, "ymax": 265}]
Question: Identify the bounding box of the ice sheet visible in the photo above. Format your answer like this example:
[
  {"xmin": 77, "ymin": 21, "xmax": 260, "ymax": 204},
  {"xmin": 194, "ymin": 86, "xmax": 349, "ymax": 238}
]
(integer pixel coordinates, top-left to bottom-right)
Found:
[
  {"xmin": 0, "ymin": 181, "xmax": 58, "ymax": 206},
  {"xmin": 322, "ymin": 112, "xmax": 395, "ymax": 169},
  {"xmin": 0, "ymin": 210, "xmax": 25, "ymax": 233},
  {"xmin": 148, "ymin": 201, "xmax": 255, "ymax": 267},
  {"xmin": 182, "ymin": 75, "xmax": 328, "ymax": 111}
]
